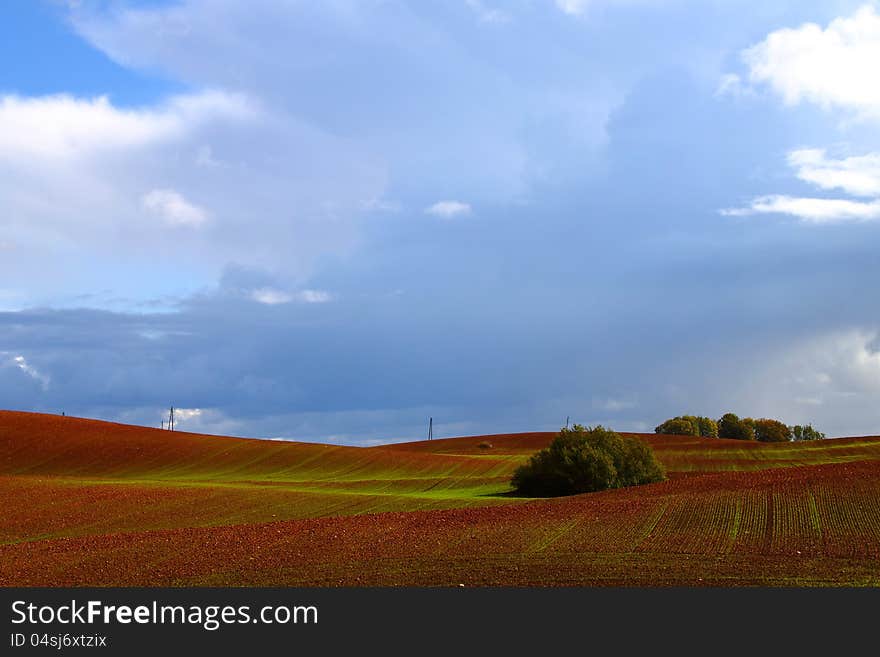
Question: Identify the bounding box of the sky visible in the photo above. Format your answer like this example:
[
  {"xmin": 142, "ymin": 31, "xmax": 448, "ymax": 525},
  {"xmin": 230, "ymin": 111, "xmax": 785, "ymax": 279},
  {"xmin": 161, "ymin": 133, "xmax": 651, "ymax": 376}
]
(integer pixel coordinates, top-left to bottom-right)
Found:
[{"xmin": 3, "ymin": 0, "xmax": 880, "ymax": 443}]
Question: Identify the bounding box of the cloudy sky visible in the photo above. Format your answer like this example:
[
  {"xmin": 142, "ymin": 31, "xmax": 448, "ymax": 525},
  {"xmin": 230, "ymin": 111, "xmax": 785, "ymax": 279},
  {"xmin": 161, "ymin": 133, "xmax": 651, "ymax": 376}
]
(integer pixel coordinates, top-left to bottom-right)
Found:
[{"xmin": 3, "ymin": 0, "xmax": 880, "ymax": 443}]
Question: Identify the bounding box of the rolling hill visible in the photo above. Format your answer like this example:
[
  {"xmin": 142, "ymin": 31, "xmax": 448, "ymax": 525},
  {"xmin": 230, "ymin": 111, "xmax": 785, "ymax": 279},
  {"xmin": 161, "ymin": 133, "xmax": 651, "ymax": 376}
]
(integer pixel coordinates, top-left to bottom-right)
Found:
[{"xmin": 2, "ymin": 410, "xmax": 880, "ymax": 586}]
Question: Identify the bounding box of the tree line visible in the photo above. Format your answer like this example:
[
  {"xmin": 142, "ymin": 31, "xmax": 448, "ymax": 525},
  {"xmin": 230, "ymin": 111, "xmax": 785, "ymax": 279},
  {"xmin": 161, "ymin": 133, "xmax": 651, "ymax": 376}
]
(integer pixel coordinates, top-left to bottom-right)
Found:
[{"xmin": 654, "ymin": 414, "xmax": 826, "ymax": 442}]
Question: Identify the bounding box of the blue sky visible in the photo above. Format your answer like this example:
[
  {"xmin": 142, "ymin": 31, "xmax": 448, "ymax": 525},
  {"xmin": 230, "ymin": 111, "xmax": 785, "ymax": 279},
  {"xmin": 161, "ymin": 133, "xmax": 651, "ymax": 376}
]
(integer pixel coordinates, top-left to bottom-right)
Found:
[{"xmin": 3, "ymin": 0, "xmax": 880, "ymax": 443}]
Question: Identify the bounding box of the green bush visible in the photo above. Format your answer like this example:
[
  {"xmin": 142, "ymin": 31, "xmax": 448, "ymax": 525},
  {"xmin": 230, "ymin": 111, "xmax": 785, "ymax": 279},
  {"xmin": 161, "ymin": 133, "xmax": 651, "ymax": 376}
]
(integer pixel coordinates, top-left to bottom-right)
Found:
[
  {"xmin": 752, "ymin": 418, "xmax": 792, "ymax": 443},
  {"xmin": 655, "ymin": 415, "xmax": 718, "ymax": 438},
  {"xmin": 791, "ymin": 424, "xmax": 826, "ymax": 441},
  {"xmin": 511, "ymin": 425, "xmax": 665, "ymax": 497},
  {"xmin": 655, "ymin": 417, "xmax": 698, "ymax": 436},
  {"xmin": 717, "ymin": 413, "xmax": 755, "ymax": 441},
  {"xmin": 694, "ymin": 416, "xmax": 719, "ymax": 438}
]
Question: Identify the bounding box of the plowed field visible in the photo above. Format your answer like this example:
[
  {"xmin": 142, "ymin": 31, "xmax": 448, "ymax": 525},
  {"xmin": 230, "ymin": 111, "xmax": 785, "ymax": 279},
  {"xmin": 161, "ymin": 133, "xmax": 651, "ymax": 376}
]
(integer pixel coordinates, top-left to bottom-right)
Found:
[{"xmin": 2, "ymin": 410, "xmax": 879, "ymax": 586}]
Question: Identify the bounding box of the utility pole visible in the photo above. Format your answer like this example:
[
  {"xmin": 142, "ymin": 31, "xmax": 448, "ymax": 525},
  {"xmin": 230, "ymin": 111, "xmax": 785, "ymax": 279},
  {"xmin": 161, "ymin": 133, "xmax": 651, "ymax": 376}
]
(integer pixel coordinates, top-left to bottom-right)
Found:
[
  {"xmin": 169, "ymin": 406, "xmax": 175, "ymax": 432},
  {"xmin": 565, "ymin": 416, "xmax": 570, "ymax": 429},
  {"xmin": 428, "ymin": 417, "xmax": 433, "ymax": 441}
]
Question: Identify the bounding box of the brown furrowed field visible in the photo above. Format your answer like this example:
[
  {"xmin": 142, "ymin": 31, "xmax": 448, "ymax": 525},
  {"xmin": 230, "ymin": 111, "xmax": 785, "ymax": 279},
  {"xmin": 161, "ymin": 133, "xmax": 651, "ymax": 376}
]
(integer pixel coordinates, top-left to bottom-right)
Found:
[{"xmin": 2, "ymin": 410, "xmax": 880, "ymax": 586}]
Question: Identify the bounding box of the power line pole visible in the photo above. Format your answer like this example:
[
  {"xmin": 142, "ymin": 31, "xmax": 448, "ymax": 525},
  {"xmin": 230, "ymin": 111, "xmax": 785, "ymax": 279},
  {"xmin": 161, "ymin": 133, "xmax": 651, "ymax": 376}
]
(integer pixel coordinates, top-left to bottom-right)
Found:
[
  {"xmin": 169, "ymin": 406, "xmax": 175, "ymax": 432},
  {"xmin": 428, "ymin": 417, "xmax": 433, "ymax": 441},
  {"xmin": 565, "ymin": 416, "xmax": 570, "ymax": 429}
]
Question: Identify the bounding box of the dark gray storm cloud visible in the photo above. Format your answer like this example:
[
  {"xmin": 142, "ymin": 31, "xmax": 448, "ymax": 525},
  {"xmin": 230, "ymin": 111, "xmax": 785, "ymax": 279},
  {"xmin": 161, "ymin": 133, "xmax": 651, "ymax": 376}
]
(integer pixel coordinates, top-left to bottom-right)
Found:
[{"xmin": 4, "ymin": 2, "xmax": 880, "ymax": 441}]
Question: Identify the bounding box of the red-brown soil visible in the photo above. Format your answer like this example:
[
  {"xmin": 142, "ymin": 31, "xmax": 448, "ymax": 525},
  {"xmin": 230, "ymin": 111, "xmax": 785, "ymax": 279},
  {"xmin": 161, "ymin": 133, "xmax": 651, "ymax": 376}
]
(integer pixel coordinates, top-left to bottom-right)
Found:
[{"xmin": 2, "ymin": 410, "xmax": 880, "ymax": 586}]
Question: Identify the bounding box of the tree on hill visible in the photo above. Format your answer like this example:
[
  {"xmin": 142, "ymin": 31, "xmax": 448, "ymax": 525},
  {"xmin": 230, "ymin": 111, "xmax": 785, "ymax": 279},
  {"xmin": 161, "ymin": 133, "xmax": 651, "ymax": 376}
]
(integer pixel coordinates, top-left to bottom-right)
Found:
[
  {"xmin": 751, "ymin": 418, "xmax": 792, "ymax": 443},
  {"xmin": 512, "ymin": 425, "xmax": 665, "ymax": 497},
  {"xmin": 717, "ymin": 413, "xmax": 755, "ymax": 441},
  {"xmin": 655, "ymin": 417, "xmax": 697, "ymax": 436},
  {"xmin": 655, "ymin": 415, "xmax": 718, "ymax": 438},
  {"xmin": 693, "ymin": 416, "xmax": 719, "ymax": 438},
  {"xmin": 658, "ymin": 412, "xmax": 825, "ymax": 442},
  {"xmin": 791, "ymin": 424, "xmax": 826, "ymax": 441}
]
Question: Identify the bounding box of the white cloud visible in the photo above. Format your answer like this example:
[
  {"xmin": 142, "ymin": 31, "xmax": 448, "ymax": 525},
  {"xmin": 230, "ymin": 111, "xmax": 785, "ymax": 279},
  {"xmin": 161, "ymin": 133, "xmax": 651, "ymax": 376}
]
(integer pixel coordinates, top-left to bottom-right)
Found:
[
  {"xmin": 297, "ymin": 289, "xmax": 332, "ymax": 304},
  {"xmin": 0, "ymin": 89, "xmax": 386, "ymax": 306},
  {"xmin": 360, "ymin": 197, "xmax": 402, "ymax": 213},
  {"xmin": 553, "ymin": 0, "xmax": 667, "ymax": 17},
  {"xmin": 465, "ymin": 0, "xmax": 510, "ymax": 23},
  {"xmin": 748, "ymin": 329, "xmax": 880, "ymax": 434},
  {"xmin": 425, "ymin": 200, "xmax": 472, "ymax": 218},
  {"xmin": 720, "ymin": 142, "xmax": 880, "ymax": 224},
  {"xmin": 174, "ymin": 408, "xmax": 203, "ymax": 422},
  {"xmin": 788, "ymin": 148, "xmax": 880, "ymax": 197},
  {"xmin": 0, "ymin": 91, "xmax": 252, "ymax": 161},
  {"xmin": 722, "ymin": 7, "xmax": 880, "ymax": 226},
  {"xmin": 555, "ymin": 0, "xmax": 590, "ymax": 15},
  {"xmin": 715, "ymin": 73, "xmax": 757, "ymax": 99},
  {"xmin": 251, "ymin": 288, "xmax": 293, "ymax": 305},
  {"xmin": 165, "ymin": 407, "xmax": 203, "ymax": 429},
  {"xmin": 715, "ymin": 73, "xmax": 742, "ymax": 97},
  {"xmin": 251, "ymin": 288, "xmax": 332, "ymax": 305},
  {"xmin": 70, "ymin": 1, "xmax": 534, "ymax": 205},
  {"xmin": 142, "ymin": 188, "xmax": 208, "ymax": 227},
  {"xmin": 2, "ymin": 353, "xmax": 50, "ymax": 390},
  {"xmin": 721, "ymin": 145, "xmax": 880, "ymax": 223},
  {"xmin": 721, "ymin": 194, "xmax": 880, "ymax": 223},
  {"xmin": 723, "ymin": 7, "xmax": 880, "ymax": 224},
  {"xmin": 742, "ymin": 5, "xmax": 880, "ymax": 117}
]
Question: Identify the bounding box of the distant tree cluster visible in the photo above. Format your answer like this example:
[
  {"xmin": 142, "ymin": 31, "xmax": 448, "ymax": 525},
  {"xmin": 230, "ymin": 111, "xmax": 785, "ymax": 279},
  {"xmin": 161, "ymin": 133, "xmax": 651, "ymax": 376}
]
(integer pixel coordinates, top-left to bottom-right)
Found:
[
  {"xmin": 512, "ymin": 425, "xmax": 665, "ymax": 497},
  {"xmin": 656, "ymin": 413, "xmax": 826, "ymax": 443},
  {"xmin": 750, "ymin": 418, "xmax": 792, "ymax": 443},
  {"xmin": 654, "ymin": 415, "xmax": 718, "ymax": 438},
  {"xmin": 717, "ymin": 413, "xmax": 756, "ymax": 441},
  {"xmin": 791, "ymin": 424, "xmax": 826, "ymax": 441}
]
